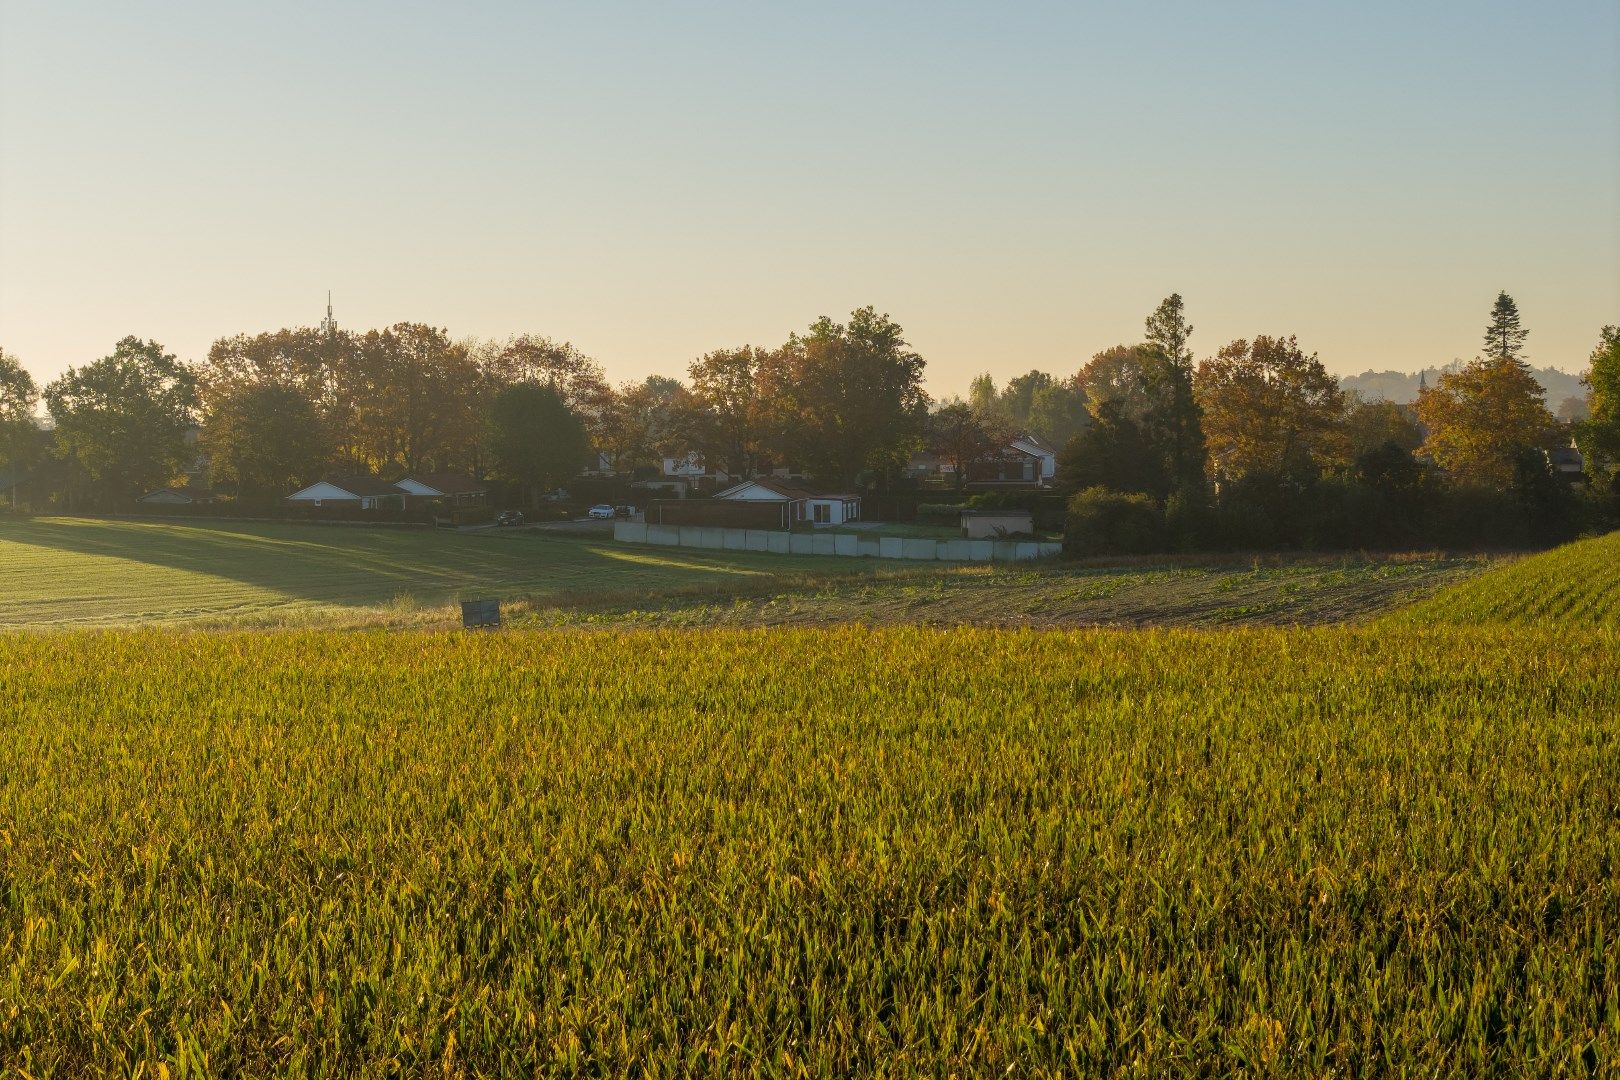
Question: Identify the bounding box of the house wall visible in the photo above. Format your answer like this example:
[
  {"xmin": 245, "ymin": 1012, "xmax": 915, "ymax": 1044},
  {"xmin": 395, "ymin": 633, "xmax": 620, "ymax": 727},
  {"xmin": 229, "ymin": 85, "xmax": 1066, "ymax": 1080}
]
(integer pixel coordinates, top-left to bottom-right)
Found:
[
  {"xmin": 614, "ymin": 521, "xmax": 1059, "ymax": 562},
  {"xmin": 286, "ymin": 481, "xmax": 367, "ymax": 504}
]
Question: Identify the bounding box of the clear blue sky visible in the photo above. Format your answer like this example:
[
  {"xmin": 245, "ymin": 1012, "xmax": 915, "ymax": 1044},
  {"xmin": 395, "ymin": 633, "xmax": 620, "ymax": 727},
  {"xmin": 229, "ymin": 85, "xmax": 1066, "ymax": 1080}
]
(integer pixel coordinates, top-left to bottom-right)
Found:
[{"xmin": 2, "ymin": 1, "xmax": 1616, "ymax": 396}]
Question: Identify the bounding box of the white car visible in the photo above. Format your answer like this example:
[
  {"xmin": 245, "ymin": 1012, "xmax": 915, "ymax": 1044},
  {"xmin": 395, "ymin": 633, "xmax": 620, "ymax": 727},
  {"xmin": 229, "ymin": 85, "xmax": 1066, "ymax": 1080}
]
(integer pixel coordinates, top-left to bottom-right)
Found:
[{"xmin": 587, "ymin": 504, "xmax": 616, "ymax": 520}]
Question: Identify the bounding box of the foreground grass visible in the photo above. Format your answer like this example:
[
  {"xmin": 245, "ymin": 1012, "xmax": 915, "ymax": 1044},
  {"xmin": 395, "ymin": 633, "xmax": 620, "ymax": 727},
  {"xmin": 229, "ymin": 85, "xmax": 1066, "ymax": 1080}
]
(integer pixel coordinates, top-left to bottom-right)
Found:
[
  {"xmin": 1391, "ymin": 529, "xmax": 1620, "ymax": 628},
  {"xmin": 1, "ymin": 627, "xmax": 1616, "ymax": 1075}
]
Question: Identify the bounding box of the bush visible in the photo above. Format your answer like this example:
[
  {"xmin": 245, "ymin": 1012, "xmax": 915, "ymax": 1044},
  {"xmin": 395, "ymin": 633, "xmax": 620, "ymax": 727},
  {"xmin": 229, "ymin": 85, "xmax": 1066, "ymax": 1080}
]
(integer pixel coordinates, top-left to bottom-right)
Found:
[
  {"xmin": 916, "ymin": 502, "xmax": 965, "ymax": 525},
  {"xmin": 1064, "ymin": 487, "xmax": 1166, "ymax": 556}
]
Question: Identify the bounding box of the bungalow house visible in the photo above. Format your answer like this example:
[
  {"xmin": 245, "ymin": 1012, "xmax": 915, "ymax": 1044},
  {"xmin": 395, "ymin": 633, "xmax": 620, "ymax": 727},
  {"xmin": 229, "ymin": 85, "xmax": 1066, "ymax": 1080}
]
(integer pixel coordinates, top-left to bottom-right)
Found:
[
  {"xmin": 966, "ymin": 435, "xmax": 1056, "ymax": 488},
  {"xmin": 285, "ymin": 475, "xmax": 405, "ymax": 510},
  {"xmin": 394, "ymin": 473, "xmax": 489, "ymax": 507},
  {"xmin": 137, "ymin": 485, "xmax": 214, "ymax": 505},
  {"xmin": 647, "ymin": 477, "xmax": 860, "ymax": 529},
  {"xmin": 715, "ymin": 478, "xmax": 861, "ymax": 526}
]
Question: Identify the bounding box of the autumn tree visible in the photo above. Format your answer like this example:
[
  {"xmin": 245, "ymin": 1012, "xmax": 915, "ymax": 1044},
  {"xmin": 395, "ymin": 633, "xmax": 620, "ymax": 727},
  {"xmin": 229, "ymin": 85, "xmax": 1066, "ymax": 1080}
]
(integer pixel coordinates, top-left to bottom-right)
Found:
[
  {"xmin": 1195, "ymin": 336, "xmax": 1347, "ymax": 485},
  {"xmin": 762, "ymin": 307, "xmax": 929, "ymax": 486},
  {"xmin": 1575, "ymin": 326, "xmax": 1620, "ymax": 484},
  {"xmin": 1416, "ymin": 296, "xmax": 1556, "ymax": 489},
  {"xmin": 346, "ymin": 324, "xmax": 481, "ymax": 473},
  {"xmin": 928, "ymin": 401, "xmax": 1009, "ymax": 487},
  {"xmin": 204, "ymin": 382, "xmax": 327, "ymax": 497},
  {"xmin": 1343, "ymin": 394, "xmax": 1424, "ymax": 456},
  {"xmin": 487, "ymin": 382, "xmax": 589, "ymax": 506},
  {"xmin": 1078, "ymin": 345, "xmax": 1159, "ymax": 422},
  {"xmin": 44, "ymin": 337, "xmax": 198, "ymax": 504},
  {"xmin": 198, "ymin": 327, "xmax": 347, "ymax": 479},
  {"xmin": 597, "ymin": 376, "xmax": 691, "ymax": 475},
  {"xmin": 1, "ymin": 347, "xmax": 39, "ymax": 506},
  {"xmin": 687, "ymin": 346, "xmax": 774, "ymax": 478}
]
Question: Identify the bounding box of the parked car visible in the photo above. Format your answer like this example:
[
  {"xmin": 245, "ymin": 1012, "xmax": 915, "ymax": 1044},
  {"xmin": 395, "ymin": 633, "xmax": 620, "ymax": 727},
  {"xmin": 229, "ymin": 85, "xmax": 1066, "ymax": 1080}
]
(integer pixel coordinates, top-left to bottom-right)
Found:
[
  {"xmin": 587, "ymin": 504, "xmax": 616, "ymax": 520},
  {"xmin": 496, "ymin": 510, "xmax": 524, "ymax": 526}
]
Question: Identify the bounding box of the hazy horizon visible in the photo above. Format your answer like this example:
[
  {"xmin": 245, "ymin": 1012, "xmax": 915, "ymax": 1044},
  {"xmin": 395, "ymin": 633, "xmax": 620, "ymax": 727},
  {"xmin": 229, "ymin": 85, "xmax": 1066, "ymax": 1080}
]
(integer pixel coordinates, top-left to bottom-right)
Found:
[{"xmin": 3, "ymin": 1, "xmax": 1617, "ymax": 398}]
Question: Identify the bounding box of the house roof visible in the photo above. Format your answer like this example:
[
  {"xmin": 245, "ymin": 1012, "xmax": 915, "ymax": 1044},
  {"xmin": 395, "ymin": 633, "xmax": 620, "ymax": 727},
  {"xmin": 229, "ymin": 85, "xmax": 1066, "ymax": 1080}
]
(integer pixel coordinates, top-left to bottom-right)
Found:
[
  {"xmin": 715, "ymin": 477, "xmax": 819, "ymax": 502},
  {"xmin": 140, "ymin": 485, "xmax": 213, "ymax": 500},
  {"xmin": 397, "ymin": 472, "xmax": 488, "ymax": 495},
  {"xmin": 318, "ymin": 475, "xmax": 404, "ymax": 498},
  {"xmin": 1014, "ymin": 433, "xmax": 1058, "ymax": 454}
]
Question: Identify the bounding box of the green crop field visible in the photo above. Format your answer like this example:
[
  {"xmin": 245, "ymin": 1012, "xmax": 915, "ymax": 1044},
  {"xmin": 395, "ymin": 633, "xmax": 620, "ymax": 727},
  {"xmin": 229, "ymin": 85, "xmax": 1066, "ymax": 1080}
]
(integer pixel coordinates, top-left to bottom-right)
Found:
[
  {"xmin": 2, "ymin": 626, "xmax": 1617, "ymax": 1075},
  {"xmin": 0, "ymin": 516, "xmax": 1485, "ymax": 629},
  {"xmin": 1392, "ymin": 529, "xmax": 1620, "ymax": 628}
]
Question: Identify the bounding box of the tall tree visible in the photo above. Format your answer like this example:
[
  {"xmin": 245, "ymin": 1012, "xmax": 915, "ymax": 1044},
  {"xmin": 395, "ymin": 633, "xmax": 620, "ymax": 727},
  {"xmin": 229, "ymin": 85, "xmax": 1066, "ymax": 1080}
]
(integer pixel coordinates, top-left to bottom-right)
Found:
[
  {"xmin": 597, "ymin": 376, "xmax": 691, "ymax": 475},
  {"xmin": 487, "ymin": 382, "xmax": 589, "ymax": 506},
  {"xmin": 1416, "ymin": 359, "xmax": 1555, "ymax": 489},
  {"xmin": 346, "ymin": 324, "xmax": 481, "ymax": 473},
  {"xmin": 1141, "ymin": 293, "xmax": 1206, "ymax": 489},
  {"xmin": 203, "ymin": 382, "xmax": 327, "ymax": 497},
  {"xmin": 1195, "ymin": 336, "xmax": 1347, "ymax": 485},
  {"xmin": 1343, "ymin": 394, "xmax": 1424, "ymax": 456},
  {"xmin": 687, "ymin": 346, "xmax": 773, "ymax": 478},
  {"xmin": 198, "ymin": 327, "xmax": 344, "ymax": 471},
  {"xmin": 0, "ymin": 347, "xmax": 40, "ymax": 507},
  {"xmin": 44, "ymin": 337, "xmax": 198, "ymax": 504},
  {"xmin": 1077, "ymin": 345, "xmax": 1158, "ymax": 422},
  {"xmin": 1025, "ymin": 380, "xmax": 1091, "ymax": 447},
  {"xmin": 1482, "ymin": 290, "xmax": 1530, "ymax": 364},
  {"xmin": 1574, "ymin": 325, "xmax": 1620, "ymax": 482},
  {"xmin": 967, "ymin": 374, "xmax": 998, "ymax": 418},
  {"xmin": 762, "ymin": 307, "xmax": 929, "ymax": 486},
  {"xmin": 1416, "ymin": 296, "xmax": 1556, "ymax": 489},
  {"xmin": 999, "ymin": 370, "xmax": 1053, "ymax": 428},
  {"xmin": 1056, "ymin": 399, "xmax": 1168, "ymax": 497}
]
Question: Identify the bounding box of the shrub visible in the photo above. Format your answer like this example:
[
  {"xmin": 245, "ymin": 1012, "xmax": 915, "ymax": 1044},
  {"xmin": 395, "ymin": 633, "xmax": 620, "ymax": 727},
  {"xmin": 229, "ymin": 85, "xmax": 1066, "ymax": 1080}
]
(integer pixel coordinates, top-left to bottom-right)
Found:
[{"xmin": 1064, "ymin": 487, "xmax": 1165, "ymax": 556}]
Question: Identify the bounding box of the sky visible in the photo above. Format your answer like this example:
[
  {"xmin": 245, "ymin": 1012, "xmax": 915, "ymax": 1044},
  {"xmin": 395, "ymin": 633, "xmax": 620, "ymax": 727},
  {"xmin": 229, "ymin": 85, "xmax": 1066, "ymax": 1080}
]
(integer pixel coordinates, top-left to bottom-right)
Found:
[{"xmin": 2, "ymin": 1, "xmax": 1617, "ymax": 399}]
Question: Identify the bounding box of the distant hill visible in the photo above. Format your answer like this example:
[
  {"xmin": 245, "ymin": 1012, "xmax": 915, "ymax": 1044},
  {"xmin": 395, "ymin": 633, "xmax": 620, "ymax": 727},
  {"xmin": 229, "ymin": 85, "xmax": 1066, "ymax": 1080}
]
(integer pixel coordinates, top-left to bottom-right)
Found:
[{"xmin": 1340, "ymin": 363, "xmax": 1587, "ymax": 406}]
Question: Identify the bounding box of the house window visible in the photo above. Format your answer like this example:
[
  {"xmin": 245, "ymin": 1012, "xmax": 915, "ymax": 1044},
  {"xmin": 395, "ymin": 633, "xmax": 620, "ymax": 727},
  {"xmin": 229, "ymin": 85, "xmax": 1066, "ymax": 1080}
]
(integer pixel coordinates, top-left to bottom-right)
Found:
[{"xmin": 813, "ymin": 503, "xmax": 830, "ymax": 524}]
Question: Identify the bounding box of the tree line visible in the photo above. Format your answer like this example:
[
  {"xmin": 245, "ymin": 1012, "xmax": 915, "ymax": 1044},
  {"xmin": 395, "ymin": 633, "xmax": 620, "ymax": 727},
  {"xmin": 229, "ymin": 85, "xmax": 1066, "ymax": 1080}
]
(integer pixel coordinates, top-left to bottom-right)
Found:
[{"xmin": 2, "ymin": 292, "xmax": 1616, "ymax": 549}]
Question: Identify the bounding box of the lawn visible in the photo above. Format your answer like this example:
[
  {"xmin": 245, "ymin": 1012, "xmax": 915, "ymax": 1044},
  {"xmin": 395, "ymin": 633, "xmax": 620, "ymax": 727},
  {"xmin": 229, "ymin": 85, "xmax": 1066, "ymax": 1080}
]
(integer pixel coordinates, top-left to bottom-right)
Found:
[
  {"xmin": 0, "ymin": 517, "xmax": 899, "ymax": 628},
  {"xmin": 0, "ymin": 516, "xmax": 1492, "ymax": 629}
]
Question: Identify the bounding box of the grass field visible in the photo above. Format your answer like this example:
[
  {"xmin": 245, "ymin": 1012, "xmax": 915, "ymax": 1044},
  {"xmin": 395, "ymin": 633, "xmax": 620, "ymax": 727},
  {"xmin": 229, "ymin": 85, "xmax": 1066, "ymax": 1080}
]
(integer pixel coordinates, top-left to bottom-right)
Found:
[
  {"xmin": 1, "ymin": 626, "xmax": 1616, "ymax": 1075},
  {"xmin": 0, "ymin": 517, "xmax": 891, "ymax": 628},
  {"xmin": 1391, "ymin": 529, "xmax": 1620, "ymax": 628},
  {"xmin": 1, "ymin": 516, "xmax": 1487, "ymax": 629}
]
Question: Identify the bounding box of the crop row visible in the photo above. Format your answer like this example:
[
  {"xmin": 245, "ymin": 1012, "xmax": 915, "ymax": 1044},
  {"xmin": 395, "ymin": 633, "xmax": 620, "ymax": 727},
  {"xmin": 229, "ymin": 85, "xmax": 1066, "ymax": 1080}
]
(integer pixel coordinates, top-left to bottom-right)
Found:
[{"xmin": 0, "ymin": 626, "xmax": 1616, "ymax": 1076}]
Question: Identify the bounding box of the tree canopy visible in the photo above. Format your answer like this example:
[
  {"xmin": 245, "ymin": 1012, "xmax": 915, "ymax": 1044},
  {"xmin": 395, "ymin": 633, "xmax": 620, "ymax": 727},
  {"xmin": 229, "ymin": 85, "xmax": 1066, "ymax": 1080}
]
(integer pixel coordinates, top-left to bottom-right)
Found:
[{"xmin": 44, "ymin": 337, "xmax": 198, "ymax": 504}]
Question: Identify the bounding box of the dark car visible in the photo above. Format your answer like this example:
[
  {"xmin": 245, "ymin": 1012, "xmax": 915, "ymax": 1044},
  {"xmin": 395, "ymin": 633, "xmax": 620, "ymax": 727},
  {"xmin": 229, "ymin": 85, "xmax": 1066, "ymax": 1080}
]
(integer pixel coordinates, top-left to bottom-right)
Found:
[
  {"xmin": 496, "ymin": 510, "xmax": 525, "ymax": 526},
  {"xmin": 614, "ymin": 505, "xmax": 635, "ymax": 519}
]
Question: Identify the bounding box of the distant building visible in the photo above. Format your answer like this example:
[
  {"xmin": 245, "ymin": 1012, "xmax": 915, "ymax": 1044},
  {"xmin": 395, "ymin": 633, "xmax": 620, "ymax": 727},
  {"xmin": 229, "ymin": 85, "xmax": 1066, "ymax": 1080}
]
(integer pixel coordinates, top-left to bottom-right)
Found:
[
  {"xmin": 137, "ymin": 486, "xmax": 214, "ymax": 505},
  {"xmin": 284, "ymin": 476, "xmax": 406, "ymax": 510},
  {"xmin": 394, "ymin": 473, "xmax": 489, "ymax": 507}
]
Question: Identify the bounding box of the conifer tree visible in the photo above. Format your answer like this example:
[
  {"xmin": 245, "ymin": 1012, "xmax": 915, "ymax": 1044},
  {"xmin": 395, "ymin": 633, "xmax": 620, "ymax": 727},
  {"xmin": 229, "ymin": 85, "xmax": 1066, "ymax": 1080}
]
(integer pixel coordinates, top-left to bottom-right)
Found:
[{"xmin": 1482, "ymin": 291, "xmax": 1530, "ymax": 365}]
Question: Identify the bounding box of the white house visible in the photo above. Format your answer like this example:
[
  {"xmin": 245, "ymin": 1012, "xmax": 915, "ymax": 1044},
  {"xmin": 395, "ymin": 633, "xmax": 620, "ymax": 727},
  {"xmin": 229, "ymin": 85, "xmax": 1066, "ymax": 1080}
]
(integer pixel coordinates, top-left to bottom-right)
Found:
[
  {"xmin": 713, "ymin": 478, "xmax": 861, "ymax": 526},
  {"xmin": 394, "ymin": 473, "xmax": 489, "ymax": 506},
  {"xmin": 663, "ymin": 452, "xmax": 729, "ymax": 484},
  {"xmin": 285, "ymin": 476, "xmax": 405, "ymax": 510},
  {"xmin": 1010, "ymin": 434, "xmax": 1058, "ymax": 484}
]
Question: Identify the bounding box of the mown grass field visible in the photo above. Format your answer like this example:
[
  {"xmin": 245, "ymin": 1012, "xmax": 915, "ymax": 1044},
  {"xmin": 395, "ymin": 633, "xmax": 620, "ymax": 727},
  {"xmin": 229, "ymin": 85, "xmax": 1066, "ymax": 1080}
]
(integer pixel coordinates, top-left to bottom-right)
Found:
[
  {"xmin": 1, "ymin": 516, "xmax": 1486, "ymax": 629},
  {"xmin": 1391, "ymin": 529, "xmax": 1620, "ymax": 628},
  {"xmin": 0, "ymin": 517, "xmax": 888, "ymax": 628},
  {"xmin": 1, "ymin": 626, "xmax": 1617, "ymax": 1075}
]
